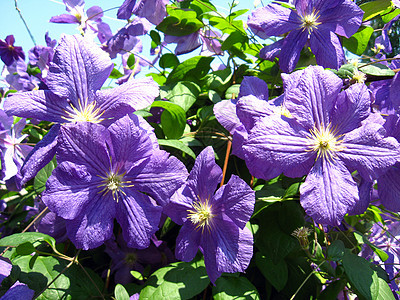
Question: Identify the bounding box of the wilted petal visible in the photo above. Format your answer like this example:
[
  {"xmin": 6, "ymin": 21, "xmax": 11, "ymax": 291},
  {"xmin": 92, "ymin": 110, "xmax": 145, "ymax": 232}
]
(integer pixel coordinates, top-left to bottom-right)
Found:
[
  {"xmin": 247, "ymin": 4, "xmax": 300, "ymax": 37},
  {"xmin": 310, "ymin": 28, "xmax": 344, "ymax": 70},
  {"xmin": 66, "ymin": 192, "xmax": 116, "ymax": 250},
  {"xmin": 175, "ymin": 221, "xmax": 201, "ymax": 262},
  {"xmin": 20, "ymin": 125, "xmax": 60, "ymax": 186},
  {"xmin": 339, "ymin": 122, "xmax": 400, "ymax": 181},
  {"xmin": 46, "ymin": 35, "xmax": 113, "ymax": 102},
  {"xmin": 42, "ymin": 161, "xmax": 101, "ymax": 220},
  {"xmin": 300, "ymin": 158, "xmax": 358, "ymax": 225},
  {"xmin": 243, "ymin": 115, "xmax": 315, "ymax": 180},
  {"xmin": 116, "ymin": 190, "xmax": 162, "ymax": 249}
]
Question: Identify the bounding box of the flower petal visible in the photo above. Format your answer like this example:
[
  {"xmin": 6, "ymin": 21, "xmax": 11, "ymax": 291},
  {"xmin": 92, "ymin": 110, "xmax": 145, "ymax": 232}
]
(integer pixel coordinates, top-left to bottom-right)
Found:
[
  {"xmin": 116, "ymin": 190, "xmax": 162, "ymax": 249},
  {"xmin": 49, "ymin": 14, "xmax": 79, "ymax": 23},
  {"xmin": 310, "ymin": 28, "xmax": 344, "ymax": 70},
  {"xmin": 279, "ymin": 29, "xmax": 309, "ymax": 73},
  {"xmin": 238, "ymin": 76, "xmax": 269, "ymax": 100},
  {"xmin": 378, "ymin": 164, "xmax": 400, "ymax": 211},
  {"xmin": 175, "ymin": 221, "xmax": 201, "ymax": 262},
  {"xmin": 300, "ymin": 158, "xmax": 358, "ymax": 225},
  {"xmin": 46, "ymin": 35, "xmax": 113, "ymax": 103}
]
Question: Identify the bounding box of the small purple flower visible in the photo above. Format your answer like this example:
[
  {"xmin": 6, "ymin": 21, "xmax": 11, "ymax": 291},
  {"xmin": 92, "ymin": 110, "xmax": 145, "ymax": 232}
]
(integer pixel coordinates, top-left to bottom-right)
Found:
[
  {"xmin": 238, "ymin": 66, "xmax": 400, "ymax": 225},
  {"xmin": 4, "ymin": 34, "xmax": 159, "ymax": 186},
  {"xmin": 2, "ymin": 59, "xmax": 40, "ymax": 92},
  {"xmin": 42, "ymin": 115, "xmax": 188, "ymax": 250},
  {"xmin": 117, "ymin": 0, "xmax": 168, "ymax": 25},
  {"xmin": 0, "ymin": 35, "xmax": 25, "ymax": 66},
  {"xmin": 248, "ymin": 0, "xmax": 363, "ymax": 72},
  {"xmin": 164, "ymin": 146, "xmax": 254, "ymax": 283}
]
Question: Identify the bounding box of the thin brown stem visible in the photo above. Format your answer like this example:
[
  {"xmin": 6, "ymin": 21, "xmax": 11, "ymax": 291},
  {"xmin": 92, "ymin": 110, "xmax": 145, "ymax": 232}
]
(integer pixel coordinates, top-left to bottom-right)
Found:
[{"xmin": 220, "ymin": 139, "xmax": 232, "ymax": 187}]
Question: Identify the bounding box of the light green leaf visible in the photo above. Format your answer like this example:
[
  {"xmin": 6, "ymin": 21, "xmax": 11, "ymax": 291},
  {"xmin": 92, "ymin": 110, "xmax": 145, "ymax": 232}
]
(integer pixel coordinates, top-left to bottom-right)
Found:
[
  {"xmin": 359, "ymin": 63, "xmax": 395, "ymax": 76},
  {"xmin": 115, "ymin": 284, "xmax": 130, "ymax": 300},
  {"xmin": 0, "ymin": 232, "xmax": 56, "ymax": 250},
  {"xmin": 212, "ymin": 276, "xmax": 260, "ymax": 300},
  {"xmin": 156, "ymin": 9, "xmax": 203, "ymax": 36},
  {"xmin": 343, "ymin": 26, "xmax": 374, "ymax": 55},
  {"xmin": 166, "ymin": 56, "xmax": 214, "ymax": 84},
  {"xmin": 360, "ymin": 0, "xmax": 392, "ymax": 21},
  {"xmin": 34, "ymin": 158, "xmax": 56, "ymax": 193},
  {"xmin": 158, "ymin": 139, "xmax": 196, "ymax": 159},
  {"xmin": 376, "ymin": 277, "xmax": 396, "ymax": 300},
  {"xmin": 151, "ymin": 101, "xmax": 186, "ymax": 139},
  {"xmin": 167, "ymin": 81, "xmax": 200, "ymax": 111}
]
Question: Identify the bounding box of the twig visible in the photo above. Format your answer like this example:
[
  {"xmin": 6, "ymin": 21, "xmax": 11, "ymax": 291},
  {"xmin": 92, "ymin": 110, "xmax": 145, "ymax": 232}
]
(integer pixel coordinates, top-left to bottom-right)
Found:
[
  {"xmin": 220, "ymin": 139, "xmax": 232, "ymax": 187},
  {"xmin": 14, "ymin": 0, "xmax": 36, "ymax": 46}
]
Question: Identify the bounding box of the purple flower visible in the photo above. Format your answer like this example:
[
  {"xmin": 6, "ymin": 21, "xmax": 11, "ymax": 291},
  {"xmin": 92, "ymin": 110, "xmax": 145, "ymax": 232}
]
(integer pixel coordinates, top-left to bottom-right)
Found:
[
  {"xmin": 0, "ymin": 110, "xmax": 32, "ymax": 183},
  {"xmin": 238, "ymin": 66, "xmax": 400, "ymax": 225},
  {"xmin": 248, "ymin": 0, "xmax": 363, "ymax": 72},
  {"xmin": 2, "ymin": 59, "xmax": 39, "ymax": 92},
  {"xmin": 50, "ymin": 0, "xmax": 112, "ymax": 43},
  {"xmin": 42, "ymin": 115, "xmax": 188, "ymax": 250},
  {"xmin": 0, "ymin": 35, "xmax": 25, "ymax": 66},
  {"xmin": 117, "ymin": 0, "xmax": 168, "ymax": 25},
  {"xmin": 164, "ymin": 147, "xmax": 254, "ymax": 283},
  {"xmin": 4, "ymin": 34, "xmax": 159, "ymax": 186},
  {"xmin": 0, "ymin": 258, "xmax": 34, "ymax": 299}
]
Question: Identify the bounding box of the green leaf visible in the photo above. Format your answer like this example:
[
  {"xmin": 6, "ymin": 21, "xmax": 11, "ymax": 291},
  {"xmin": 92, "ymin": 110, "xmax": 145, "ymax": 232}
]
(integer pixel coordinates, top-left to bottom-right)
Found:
[
  {"xmin": 109, "ymin": 68, "xmax": 124, "ymax": 79},
  {"xmin": 131, "ymin": 270, "xmax": 144, "ymax": 281},
  {"xmin": 208, "ymin": 90, "xmax": 221, "ymax": 103},
  {"xmin": 376, "ymin": 277, "xmax": 396, "ymax": 300},
  {"xmin": 202, "ymin": 68, "xmax": 232, "ymax": 94},
  {"xmin": 359, "ymin": 63, "xmax": 395, "ymax": 76},
  {"xmin": 327, "ymin": 240, "xmax": 345, "ymax": 261},
  {"xmin": 167, "ymin": 56, "xmax": 214, "ymax": 84},
  {"xmin": 0, "ymin": 232, "xmax": 56, "ymax": 250},
  {"xmin": 16, "ymin": 242, "xmax": 36, "ymax": 256},
  {"xmin": 34, "ymin": 158, "xmax": 56, "ymax": 193},
  {"xmin": 159, "ymin": 53, "xmax": 180, "ymax": 69},
  {"xmin": 166, "ymin": 81, "xmax": 200, "ymax": 111},
  {"xmin": 255, "ymin": 253, "xmax": 288, "ymax": 291},
  {"xmin": 212, "ymin": 276, "xmax": 260, "ymax": 299},
  {"xmin": 208, "ymin": 16, "xmax": 245, "ymax": 35},
  {"xmin": 140, "ymin": 259, "xmax": 209, "ymax": 300},
  {"xmin": 353, "ymin": 231, "xmax": 389, "ymax": 262},
  {"xmin": 115, "ymin": 284, "xmax": 130, "ymax": 300},
  {"xmin": 147, "ymin": 73, "xmax": 167, "ymax": 86},
  {"xmin": 27, "ymin": 64, "xmax": 41, "ymax": 76},
  {"xmin": 360, "ymin": 0, "xmax": 392, "ymax": 21},
  {"xmin": 151, "ymin": 101, "xmax": 186, "ymax": 139},
  {"xmin": 158, "ymin": 139, "xmax": 196, "ymax": 159},
  {"xmin": 224, "ymin": 84, "xmax": 240, "ymax": 99},
  {"xmin": 382, "ymin": 8, "xmax": 400, "ymax": 23},
  {"xmin": 156, "ymin": 9, "xmax": 203, "ymax": 36},
  {"xmin": 221, "ymin": 31, "xmax": 248, "ymax": 51},
  {"xmin": 342, "ymin": 250, "xmax": 379, "ymax": 300},
  {"xmin": 189, "ymin": 0, "xmax": 217, "ymax": 16},
  {"xmin": 343, "ymin": 26, "xmax": 374, "ymax": 55},
  {"xmin": 127, "ymin": 54, "xmax": 136, "ymax": 69},
  {"xmin": 150, "ymin": 30, "xmax": 161, "ymax": 46}
]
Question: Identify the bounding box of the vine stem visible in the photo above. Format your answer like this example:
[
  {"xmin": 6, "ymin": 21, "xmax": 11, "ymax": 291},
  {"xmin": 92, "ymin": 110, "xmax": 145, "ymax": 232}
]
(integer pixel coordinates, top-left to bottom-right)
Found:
[
  {"xmin": 290, "ymin": 260, "xmax": 325, "ymax": 300},
  {"xmin": 14, "ymin": 0, "xmax": 36, "ymax": 46},
  {"xmin": 220, "ymin": 139, "xmax": 232, "ymax": 187}
]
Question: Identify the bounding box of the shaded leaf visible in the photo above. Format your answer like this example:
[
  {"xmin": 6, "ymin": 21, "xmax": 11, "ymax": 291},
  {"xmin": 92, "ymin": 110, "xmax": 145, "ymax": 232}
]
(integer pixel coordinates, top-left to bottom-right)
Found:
[
  {"xmin": 212, "ymin": 276, "xmax": 260, "ymax": 300},
  {"xmin": 158, "ymin": 139, "xmax": 196, "ymax": 159},
  {"xmin": 255, "ymin": 253, "xmax": 288, "ymax": 291}
]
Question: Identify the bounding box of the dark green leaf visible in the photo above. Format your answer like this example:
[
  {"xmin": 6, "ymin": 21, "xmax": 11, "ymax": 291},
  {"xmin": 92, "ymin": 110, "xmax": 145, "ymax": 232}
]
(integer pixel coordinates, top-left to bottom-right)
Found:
[
  {"xmin": 212, "ymin": 276, "xmax": 260, "ymax": 299},
  {"xmin": 34, "ymin": 158, "xmax": 56, "ymax": 193},
  {"xmin": 109, "ymin": 68, "xmax": 124, "ymax": 79},
  {"xmin": 221, "ymin": 31, "xmax": 248, "ymax": 51},
  {"xmin": 327, "ymin": 240, "xmax": 345, "ymax": 261},
  {"xmin": 342, "ymin": 250, "xmax": 379, "ymax": 300},
  {"xmin": 27, "ymin": 64, "xmax": 41, "ymax": 76},
  {"xmin": 343, "ymin": 26, "xmax": 374, "ymax": 55},
  {"xmin": 255, "ymin": 253, "xmax": 288, "ymax": 291},
  {"xmin": 150, "ymin": 30, "xmax": 161, "ymax": 46},
  {"xmin": 151, "ymin": 101, "xmax": 186, "ymax": 139},
  {"xmin": 360, "ymin": 0, "xmax": 392, "ymax": 21},
  {"xmin": 127, "ymin": 54, "xmax": 136, "ymax": 69},
  {"xmin": 115, "ymin": 284, "xmax": 130, "ymax": 300},
  {"xmin": 167, "ymin": 56, "xmax": 214, "ymax": 84},
  {"xmin": 16, "ymin": 242, "xmax": 36, "ymax": 256},
  {"xmin": 318, "ymin": 280, "xmax": 346, "ymax": 300},
  {"xmin": 159, "ymin": 53, "xmax": 180, "ymax": 69},
  {"xmin": 140, "ymin": 259, "xmax": 209, "ymax": 299},
  {"xmin": 156, "ymin": 9, "xmax": 203, "ymax": 36},
  {"xmin": 158, "ymin": 139, "xmax": 196, "ymax": 159}
]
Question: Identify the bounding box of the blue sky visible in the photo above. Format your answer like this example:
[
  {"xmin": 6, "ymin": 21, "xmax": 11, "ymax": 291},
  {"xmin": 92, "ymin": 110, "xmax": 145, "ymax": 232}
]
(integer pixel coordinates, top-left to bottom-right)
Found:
[{"xmin": 0, "ymin": 0, "xmax": 257, "ymax": 79}]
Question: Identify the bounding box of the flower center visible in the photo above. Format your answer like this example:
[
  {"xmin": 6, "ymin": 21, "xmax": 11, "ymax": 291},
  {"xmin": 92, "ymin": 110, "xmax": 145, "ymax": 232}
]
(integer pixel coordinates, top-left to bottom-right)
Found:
[
  {"xmin": 352, "ymin": 70, "xmax": 366, "ymax": 84},
  {"xmin": 307, "ymin": 124, "xmax": 345, "ymax": 162},
  {"xmin": 62, "ymin": 99, "xmax": 105, "ymax": 124},
  {"xmin": 187, "ymin": 200, "xmax": 213, "ymax": 231},
  {"xmin": 98, "ymin": 171, "xmax": 133, "ymax": 202},
  {"xmin": 301, "ymin": 10, "xmax": 321, "ymax": 33}
]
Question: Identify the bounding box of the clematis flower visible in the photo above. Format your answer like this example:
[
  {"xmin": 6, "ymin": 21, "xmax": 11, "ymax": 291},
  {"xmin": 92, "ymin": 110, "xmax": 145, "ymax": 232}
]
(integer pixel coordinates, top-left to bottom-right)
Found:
[
  {"xmin": 42, "ymin": 115, "xmax": 188, "ymax": 250},
  {"xmin": 1, "ymin": 59, "xmax": 40, "ymax": 92},
  {"xmin": 164, "ymin": 146, "xmax": 254, "ymax": 283},
  {"xmin": 4, "ymin": 34, "xmax": 159, "ymax": 187},
  {"xmin": 0, "ymin": 35, "xmax": 25, "ymax": 66},
  {"xmin": 239, "ymin": 66, "xmax": 400, "ymax": 225},
  {"xmin": 247, "ymin": 0, "xmax": 363, "ymax": 72},
  {"xmin": 117, "ymin": 0, "xmax": 168, "ymax": 25}
]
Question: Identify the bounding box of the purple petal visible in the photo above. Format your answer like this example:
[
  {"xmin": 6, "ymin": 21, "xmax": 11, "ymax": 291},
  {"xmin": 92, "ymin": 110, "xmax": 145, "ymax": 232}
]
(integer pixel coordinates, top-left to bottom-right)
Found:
[
  {"xmin": 116, "ymin": 190, "xmax": 162, "ymax": 249},
  {"xmin": 117, "ymin": 0, "xmax": 136, "ymax": 19},
  {"xmin": 4, "ymin": 90, "xmax": 68, "ymax": 123},
  {"xmin": 86, "ymin": 6, "xmax": 103, "ymax": 21},
  {"xmin": 259, "ymin": 39, "xmax": 284, "ymax": 61},
  {"xmin": 1, "ymin": 281, "xmax": 34, "ymax": 300},
  {"xmin": 389, "ymin": 73, "xmax": 400, "ymax": 108},
  {"xmin": 57, "ymin": 122, "xmax": 111, "ymax": 175},
  {"xmin": 42, "ymin": 161, "xmax": 101, "ymax": 220},
  {"xmin": 284, "ymin": 66, "xmax": 343, "ymax": 129},
  {"xmin": 50, "ymin": 14, "xmax": 79, "ymax": 23},
  {"xmin": 331, "ymin": 83, "xmax": 371, "ymax": 134},
  {"xmin": 348, "ymin": 176, "xmax": 373, "ymax": 215},
  {"xmin": 0, "ymin": 259, "xmax": 12, "ymax": 283},
  {"xmin": 310, "ymin": 28, "xmax": 344, "ymax": 70},
  {"xmin": 66, "ymin": 192, "xmax": 116, "ymax": 250},
  {"xmin": 238, "ymin": 76, "xmax": 269, "ymax": 100},
  {"xmin": 133, "ymin": 0, "xmax": 168, "ymax": 25},
  {"xmin": 175, "ymin": 221, "xmax": 201, "ymax": 262},
  {"xmin": 243, "ymin": 115, "xmax": 315, "ymax": 180},
  {"xmin": 300, "ymin": 158, "xmax": 358, "ymax": 225},
  {"xmin": 236, "ymin": 95, "xmax": 274, "ymax": 131},
  {"xmin": 20, "ymin": 125, "xmax": 60, "ymax": 186},
  {"xmin": 213, "ymin": 175, "xmax": 255, "ymax": 229},
  {"xmin": 46, "ymin": 35, "xmax": 113, "ymax": 103},
  {"xmin": 247, "ymin": 4, "xmax": 301, "ymax": 37},
  {"xmin": 279, "ymin": 29, "xmax": 309, "ymax": 73},
  {"xmin": 163, "ymin": 184, "xmax": 194, "ymax": 225},
  {"xmin": 339, "ymin": 122, "xmax": 400, "ymax": 181},
  {"xmin": 378, "ymin": 164, "xmax": 400, "ymax": 211},
  {"xmin": 214, "ymin": 99, "xmax": 241, "ymax": 134},
  {"xmin": 96, "ymin": 77, "xmax": 159, "ymax": 122}
]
